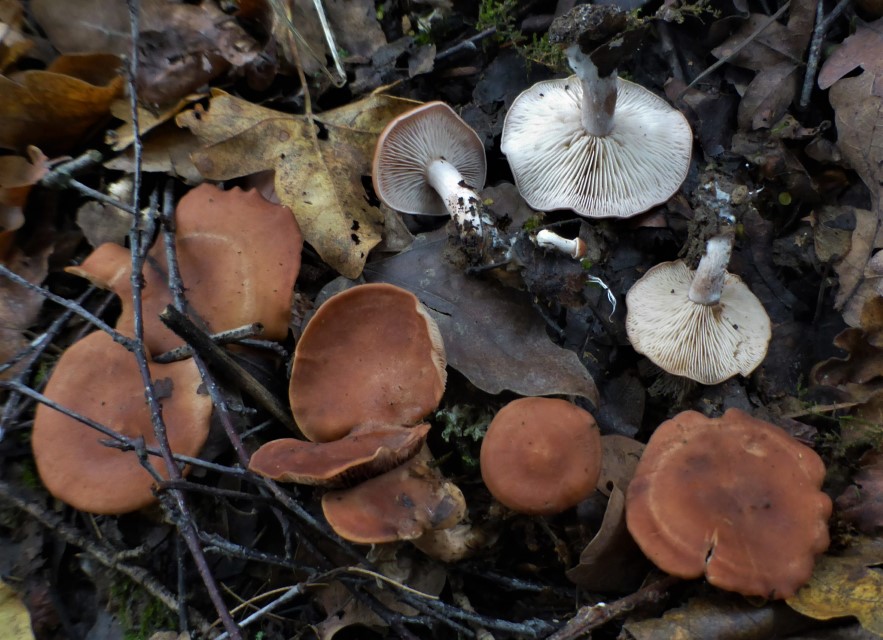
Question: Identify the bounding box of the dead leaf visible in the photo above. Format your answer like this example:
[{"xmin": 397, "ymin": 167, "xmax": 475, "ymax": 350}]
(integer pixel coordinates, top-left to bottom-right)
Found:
[
  {"xmin": 811, "ymin": 205, "xmax": 856, "ymax": 263},
  {"xmin": 818, "ymin": 18, "xmax": 883, "ymax": 97},
  {"xmin": 362, "ymin": 230, "xmax": 600, "ymax": 404},
  {"xmin": 787, "ymin": 537, "xmax": 883, "ymax": 636},
  {"xmin": 0, "ymin": 581, "xmax": 35, "ymax": 640},
  {"xmin": 0, "ymin": 146, "xmax": 51, "ymax": 254},
  {"xmin": 0, "ymin": 244, "xmax": 50, "ymax": 380},
  {"xmin": 104, "ymin": 122, "xmax": 203, "ymax": 184},
  {"xmin": 566, "ymin": 486, "xmax": 648, "ymax": 593},
  {"xmin": 0, "ymin": 0, "xmax": 30, "ymax": 72},
  {"xmin": 325, "ymin": 0, "xmax": 387, "ymax": 60},
  {"xmin": 625, "ymin": 595, "xmax": 805, "ymax": 639},
  {"xmin": 0, "ymin": 53, "xmax": 123, "ymax": 154},
  {"xmin": 179, "ymin": 90, "xmax": 420, "ymax": 278},
  {"xmin": 836, "ymin": 450, "xmax": 883, "ymax": 534},
  {"xmin": 597, "ymin": 434, "xmax": 645, "ymax": 496},
  {"xmin": 711, "ymin": 0, "xmax": 815, "ymax": 130}
]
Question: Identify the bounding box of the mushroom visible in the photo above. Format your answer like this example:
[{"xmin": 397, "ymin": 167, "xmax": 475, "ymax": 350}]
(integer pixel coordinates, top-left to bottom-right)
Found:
[
  {"xmin": 625, "ymin": 232, "xmax": 771, "ymax": 384},
  {"xmin": 248, "ymin": 423, "xmax": 431, "ymax": 487},
  {"xmin": 31, "ymin": 331, "xmax": 213, "ymax": 514},
  {"xmin": 372, "ymin": 101, "xmax": 489, "ymax": 237},
  {"xmin": 66, "ymin": 184, "xmax": 303, "ymax": 354},
  {"xmin": 289, "ymin": 283, "xmax": 446, "ymax": 442},
  {"xmin": 479, "ymin": 397, "xmax": 602, "ymax": 516},
  {"xmin": 501, "ymin": 5, "xmax": 692, "ymax": 218},
  {"xmin": 321, "ymin": 448, "xmax": 466, "ymax": 544},
  {"xmin": 625, "ymin": 409, "xmax": 832, "ymax": 599}
]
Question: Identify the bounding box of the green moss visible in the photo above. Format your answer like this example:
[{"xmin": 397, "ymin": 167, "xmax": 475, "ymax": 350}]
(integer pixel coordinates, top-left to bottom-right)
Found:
[
  {"xmin": 437, "ymin": 404, "xmax": 494, "ymax": 472},
  {"xmin": 108, "ymin": 578, "xmax": 176, "ymax": 640}
]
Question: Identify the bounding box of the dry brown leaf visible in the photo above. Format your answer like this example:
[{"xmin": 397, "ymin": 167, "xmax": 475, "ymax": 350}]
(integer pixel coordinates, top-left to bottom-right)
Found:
[
  {"xmin": 0, "ymin": 244, "xmax": 50, "ymax": 380},
  {"xmin": 105, "ymin": 122, "xmax": 203, "ymax": 184},
  {"xmin": 787, "ymin": 537, "xmax": 883, "ymax": 636},
  {"xmin": 0, "ymin": 146, "xmax": 51, "ymax": 255},
  {"xmin": 831, "ymin": 208, "xmax": 882, "ymax": 327},
  {"xmin": 597, "ymin": 434, "xmax": 645, "ymax": 496},
  {"xmin": 0, "ymin": 0, "xmax": 31, "ymax": 72},
  {"xmin": 836, "ymin": 449, "xmax": 883, "ymax": 534},
  {"xmin": 179, "ymin": 90, "xmax": 419, "ymax": 278},
  {"xmin": 711, "ymin": 0, "xmax": 815, "ymax": 130},
  {"xmin": 0, "ymin": 53, "xmax": 123, "ymax": 154},
  {"xmin": 818, "ymin": 18, "xmax": 883, "ymax": 96}
]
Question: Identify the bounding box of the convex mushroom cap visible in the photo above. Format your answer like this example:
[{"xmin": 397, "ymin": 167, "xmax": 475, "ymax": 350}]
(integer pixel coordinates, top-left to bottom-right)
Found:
[
  {"xmin": 31, "ymin": 331, "xmax": 213, "ymax": 514},
  {"xmin": 480, "ymin": 397, "xmax": 601, "ymax": 515},
  {"xmin": 373, "ymin": 102, "xmax": 488, "ymax": 238},
  {"xmin": 248, "ymin": 423, "xmax": 431, "ymax": 487},
  {"xmin": 625, "ymin": 259, "xmax": 771, "ymax": 384},
  {"xmin": 289, "ymin": 283, "xmax": 446, "ymax": 442},
  {"xmin": 625, "ymin": 409, "xmax": 832, "ymax": 599},
  {"xmin": 66, "ymin": 184, "xmax": 303, "ymax": 354}
]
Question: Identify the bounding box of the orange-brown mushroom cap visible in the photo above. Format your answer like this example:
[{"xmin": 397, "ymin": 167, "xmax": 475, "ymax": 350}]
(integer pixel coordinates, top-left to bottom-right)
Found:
[
  {"xmin": 248, "ymin": 423, "xmax": 431, "ymax": 487},
  {"xmin": 66, "ymin": 184, "xmax": 303, "ymax": 354},
  {"xmin": 321, "ymin": 449, "xmax": 466, "ymax": 544},
  {"xmin": 479, "ymin": 397, "xmax": 602, "ymax": 516},
  {"xmin": 289, "ymin": 283, "xmax": 446, "ymax": 442},
  {"xmin": 31, "ymin": 331, "xmax": 213, "ymax": 514},
  {"xmin": 625, "ymin": 409, "xmax": 832, "ymax": 599}
]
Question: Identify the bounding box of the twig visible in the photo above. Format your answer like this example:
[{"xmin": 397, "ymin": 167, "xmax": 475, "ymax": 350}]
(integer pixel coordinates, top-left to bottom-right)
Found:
[
  {"xmin": 214, "ymin": 583, "xmax": 307, "ymax": 640},
  {"xmin": 159, "ymin": 305, "xmax": 297, "ymax": 432},
  {"xmin": 0, "ymin": 480, "xmax": 215, "ymax": 637},
  {"xmin": 152, "ymin": 323, "xmax": 266, "ymax": 363},
  {"xmin": 436, "ymin": 27, "xmax": 498, "ymax": 61},
  {"xmin": 799, "ymin": 0, "xmax": 851, "ymax": 108},
  {"xmin": 546, "ymin": 575, "xmax": 680, "ymax": 640},
  {"xmin": 677, "ymin": 0, "xmax": 791, "ymax": 99},
  {"xmin": 39, "ymin": 150, "xmax": 103, "ymax": 189}
]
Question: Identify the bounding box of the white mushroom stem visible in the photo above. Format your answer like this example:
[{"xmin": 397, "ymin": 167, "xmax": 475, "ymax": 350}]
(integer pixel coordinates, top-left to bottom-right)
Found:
[
  {"xmin": 427, "ymin": 158, "xmax": 484, "ymax": 236},
  {"xmin": 566, "ymin": 44, "xmax": 617, "ymax": 137},
  {"xmin": 536, "ymin": 229, "xmax": 588, "ymax": 259},
  {"xmin": 688, "ymin": 234, "xmax": 734, "ymax": 306}
]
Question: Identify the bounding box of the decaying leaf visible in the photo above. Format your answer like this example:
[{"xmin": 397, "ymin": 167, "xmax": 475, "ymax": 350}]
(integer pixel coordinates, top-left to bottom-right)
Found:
[
  {"xmin": 812, "ymin": 296, "xmax": 883, "ymax": 387},
  {"xmin": 597, "ymin": 434, "xmax": 644, "ymax": 496},
  {"xmin": 0, "ymin": 0, "xmax": 30, "ymax": 72},
  {"xmin": 711, "ymin": 0, "xmax": 815, "ymax": 130},
  {"xmin": 624, "ymin": 595, "xmax": 805, "ymax": 639},
  {"xmin": 786, "ymin": 537, "xmax": 883, "ymax": 635},
  {"xmin": 0, "ymin": 581, "xmax": 35, "ymax": 640},
  {"xmin": 818, "ymin": 17, "xmax": 883, "ymax": 97},
  {"xmin": 0, "ymin": 53, "xmax": 123, "ymax": 154},
  {"xmin": 566, "ymin": 486, "xmax": 648, "ymax": 593},
  {"xmin": 0, "ymin": 146, "xmax": 51, "ymax": 255},
  {"xmin": 836, "ymin": 449, "xmax": 883, "ymax": 534},
  {"xmin": 178, "ymin": 90, "xmax": 420, "ymax": 278},
  {"xmin": 363, "ymin": 230, "xmax": 599, "ymax": 404},
  {"xmin": 0, "ymin": 244, "xmax": 50, "ymax": 380}
]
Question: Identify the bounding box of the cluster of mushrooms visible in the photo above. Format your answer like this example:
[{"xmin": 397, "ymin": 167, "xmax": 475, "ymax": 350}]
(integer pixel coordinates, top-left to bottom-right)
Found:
[{"xmin": 30, "ymin": 2, "xmax": 830, "ymax": 611}]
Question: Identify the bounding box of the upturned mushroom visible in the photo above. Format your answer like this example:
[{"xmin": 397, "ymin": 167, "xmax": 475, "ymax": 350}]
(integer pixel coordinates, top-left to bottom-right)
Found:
[
  {"xmin": 625, "ymin": 409, "xmax": 832, "ymax": 599},
  {"xmin": 501, "ymin": 5, "xmax": 692, "ymax": 218},
  {"xmin": 289, "ymin": 283, "xmax": 446, "ymax": 442},
  {"xmin": 31, "ymin": 331, "xmax": 213, "ymax": 514},
  {"xmin": 248, "ymin": 423, "xmax": 431, "ymax": 487},
  {"xmin": 480, "ymin": 397, "xmax": 602, "ymax": 516},
  {"xmin": 625, "ymin": 232, "xmax": 771, "ymax": 384},
  {"xmin": 372, "ymin": 101, "xmax": 489, "ymax": 237}
]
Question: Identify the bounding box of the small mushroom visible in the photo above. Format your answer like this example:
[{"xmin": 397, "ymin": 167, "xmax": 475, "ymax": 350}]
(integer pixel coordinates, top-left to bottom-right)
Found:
[
  {"xmin": 625, "ymin": 233, "xmax": 771, "ymax": 384},
  {"xmin": 501, "ymin": 5, "xmax": 692, "ymax": 218},
  {"xmin": 321, "ymin": 449, "xmax": 466, "ymax": 544},
  {"xmin": 625, "ymin": 409, "xmax": 832, "ymax": 599},
  {"xmin": 248, "ymin": 423, "xmax": 431, "ymax": 487},
  {"xmin": 372, "ymin": 101, "xmax": 488, "ymax": 236},
  {"xmin": 289, "ymin": 283, "xmax": 446, "ymax": 442},
  {"xmin": 479, "ymin": 397, "xmax": 602, "ymax": 516},
  {"xmin": 31, "ymin": 331, "xmax": 213, "ymax": 514}
]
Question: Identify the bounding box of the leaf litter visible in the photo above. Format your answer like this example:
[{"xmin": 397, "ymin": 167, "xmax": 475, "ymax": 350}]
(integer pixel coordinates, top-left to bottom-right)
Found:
[{"xmin": 2, "ymin": 0, "xmax": 883, "ymax": 638}]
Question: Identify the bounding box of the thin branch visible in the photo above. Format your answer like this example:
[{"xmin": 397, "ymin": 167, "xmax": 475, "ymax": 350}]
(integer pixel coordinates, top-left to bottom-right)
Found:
[{"xmin": 799, "ymin": 0, "xmax": 851, "ymax": 108}]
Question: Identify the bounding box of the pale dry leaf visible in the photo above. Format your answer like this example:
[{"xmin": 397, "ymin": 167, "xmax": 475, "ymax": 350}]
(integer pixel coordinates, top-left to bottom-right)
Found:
[
  {"xmin": 0, "ymin": 244, "xmax": 50, "ymax": 380},
  {"xmin": 818, "ymin": 18, "xmax": 883, "ymax": 96}
]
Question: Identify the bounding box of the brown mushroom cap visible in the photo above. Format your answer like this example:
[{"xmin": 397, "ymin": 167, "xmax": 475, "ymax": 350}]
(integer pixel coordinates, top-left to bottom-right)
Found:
[
  {"xmin": 289, "ymin": 283, "xmax": 446, "ymax": 442},
  {"xmin": 321, "ymin": 449, "xmax": 466, "ymax": 544},
  {"xmin": 501, "ymin": 77, "xmax": 692, "ymax": 218},
  {"xmin": 625, "ymin": 409, "xmax": 832, "ymax": 599},
  {"xmin": 372, "ymin": 101, "xmax": 487, "ymax": 216},
  {"xmin": 31, "ymin": 331, "xmax": 213, "ymax": 514},
  {"xmin": 625, "ymin": 260, "xmax": 771, "ymax": 384},
  {"xmin": 248, "ymin": 423, "xmax": 431, "ymax": 487},
  {"xmin": 66, "ymin": 184, "xmax": 303, "ymax": 354},
  {"xmin": 479, "ymin": 397, "xmax": 602, "ymax": 515}
]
